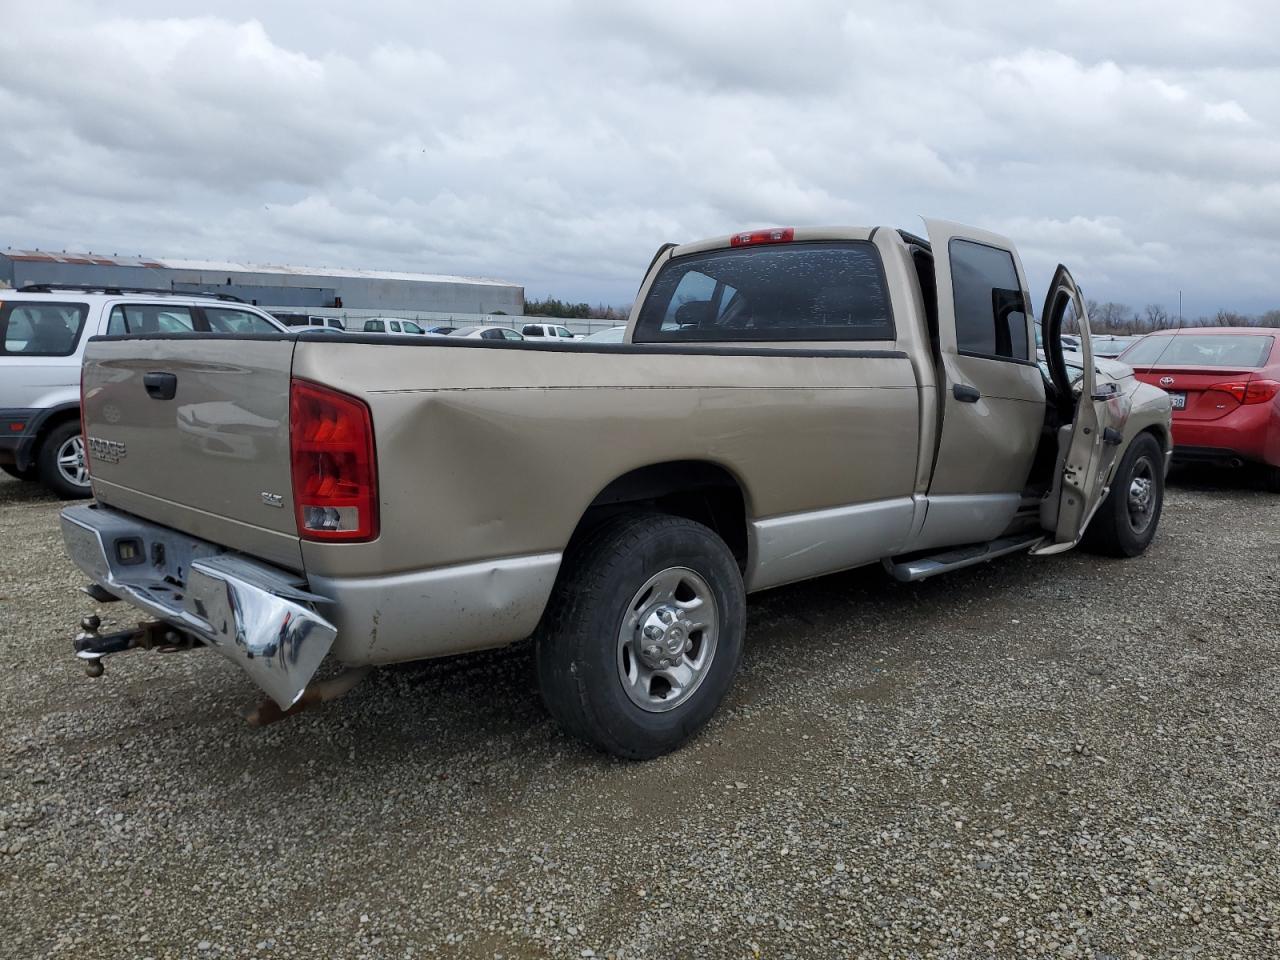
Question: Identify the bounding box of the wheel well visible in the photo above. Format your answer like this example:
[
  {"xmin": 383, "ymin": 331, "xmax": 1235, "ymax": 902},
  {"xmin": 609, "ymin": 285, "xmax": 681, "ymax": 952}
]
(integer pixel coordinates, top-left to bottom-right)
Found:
[
  {"xmin": 21, "ymin": 406, "xmax": 80, "ymax": 469},
  {"xmin": 1140, "ymin": 423, "xmax": 1170, "ymax": 456},
  {"xmin": 571, "ymin": 461, "xmax": 749, "ymax": 569}
]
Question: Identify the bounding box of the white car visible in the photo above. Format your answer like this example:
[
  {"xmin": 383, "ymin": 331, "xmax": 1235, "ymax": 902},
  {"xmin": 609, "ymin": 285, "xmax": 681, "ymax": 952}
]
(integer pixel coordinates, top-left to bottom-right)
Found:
[
  {"xmin": 449, "ymin": 325, "xmax": 525, "ymax": 341},
  {"xmin": 0, "ymin": 285, "xmax": 286, "ymax": 498},
  {"xmin": 582, "ymin": 326, "xmax": 626, "ymax": 343},
  {"xmin": 520, "ymin": 322, "xmax": 580, "ymax": 341},
  {"xmin": 361, "ymin": 317, "xmax": 430, "ymax": 336},
  {"xmin": 272, "ymin": 313, "xmax": 346, "ymax": 331}
]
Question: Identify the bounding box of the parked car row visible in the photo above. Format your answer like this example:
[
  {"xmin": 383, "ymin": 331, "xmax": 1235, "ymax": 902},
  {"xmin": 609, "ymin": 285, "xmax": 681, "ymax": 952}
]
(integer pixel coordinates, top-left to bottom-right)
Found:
[{"xmin": 2, "ymin": 275, "xmax": 1274, "ymax": 502}]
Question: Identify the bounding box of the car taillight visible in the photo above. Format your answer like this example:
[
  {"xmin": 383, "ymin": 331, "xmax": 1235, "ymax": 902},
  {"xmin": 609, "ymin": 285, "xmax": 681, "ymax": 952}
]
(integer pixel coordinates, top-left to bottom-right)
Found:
[
  {"xmin": 730, "ymin": 227, "xmax": 794, "ymax": 247},
  {"xmin": 289, "ymin": 379, "xmax": 378, "ymax": 542},
  {"xmin": 1207, "ymin": 379, "xmax": 1280, "ymax": 405}
]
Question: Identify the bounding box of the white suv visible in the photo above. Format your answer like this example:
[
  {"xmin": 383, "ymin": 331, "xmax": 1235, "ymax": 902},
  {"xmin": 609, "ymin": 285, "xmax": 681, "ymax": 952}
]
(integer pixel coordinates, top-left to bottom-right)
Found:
[{"xmin": 0, "ymin": 285, "xmax": 286, "ymax": 498}]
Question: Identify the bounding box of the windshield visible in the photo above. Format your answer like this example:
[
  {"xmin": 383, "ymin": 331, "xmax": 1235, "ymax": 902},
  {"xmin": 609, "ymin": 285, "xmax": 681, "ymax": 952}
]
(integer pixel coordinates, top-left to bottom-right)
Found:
[{"xmin": 1121, "ymin": 334, "xmax": 1274, "ymax": 368}]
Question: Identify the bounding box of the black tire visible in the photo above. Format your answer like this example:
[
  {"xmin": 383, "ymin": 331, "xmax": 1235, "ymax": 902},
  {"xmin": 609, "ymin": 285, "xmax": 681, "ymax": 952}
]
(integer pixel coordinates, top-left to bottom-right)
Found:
[
  {"xmin": 535, "ymin": 513, "xmax": 746, "ymax": 759},
  {"xmin": 1082, "ymin": 431, "xmax": 1164, "ymax": 557},
  {"xmin": 0, "ymin": 463, "xmax": 36, "ymax": 481},
  {"xmin": 37, "ymin": 421, "xmax": 92, "ymax": 500}
]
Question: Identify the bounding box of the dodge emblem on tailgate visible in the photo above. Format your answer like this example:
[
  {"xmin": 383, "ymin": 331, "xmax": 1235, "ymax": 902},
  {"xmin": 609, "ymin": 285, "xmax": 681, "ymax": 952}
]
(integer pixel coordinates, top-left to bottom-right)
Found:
[{"xmin": 87, "ymin": 437, "xmax": 127, "ymax": 463}]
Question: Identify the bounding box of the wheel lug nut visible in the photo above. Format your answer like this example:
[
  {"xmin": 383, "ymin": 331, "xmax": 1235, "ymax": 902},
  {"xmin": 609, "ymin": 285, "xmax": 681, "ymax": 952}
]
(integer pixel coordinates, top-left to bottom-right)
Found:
[
  {"xmin": 658, "ymin": 609, "xmax": 673, "ymax": 624},
  {"xmin": 644, "ymin": 625, "xmax": 662, "ymax": 640}
]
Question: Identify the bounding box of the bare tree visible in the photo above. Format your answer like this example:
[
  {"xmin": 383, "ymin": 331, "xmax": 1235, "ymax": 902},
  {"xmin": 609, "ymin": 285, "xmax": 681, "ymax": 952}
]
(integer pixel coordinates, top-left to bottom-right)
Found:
[
  {"xmin": 1144, "ymin": 304, "xmax": 1170, "ymax": 331},
  {"xmin": 1211, "ymin": 309, "xmax": 1248, "ymax": 327},
  {"xmin": 1089, "ymin": 301, "xmax": 1132, "ymax": 333}
]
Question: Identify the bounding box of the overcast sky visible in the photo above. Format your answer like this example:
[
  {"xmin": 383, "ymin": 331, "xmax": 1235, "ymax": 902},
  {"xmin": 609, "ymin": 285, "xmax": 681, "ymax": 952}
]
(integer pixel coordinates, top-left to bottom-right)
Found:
[{"xmin": 2, "ymin": 1, "xmax": 1278, "ymax": 315}]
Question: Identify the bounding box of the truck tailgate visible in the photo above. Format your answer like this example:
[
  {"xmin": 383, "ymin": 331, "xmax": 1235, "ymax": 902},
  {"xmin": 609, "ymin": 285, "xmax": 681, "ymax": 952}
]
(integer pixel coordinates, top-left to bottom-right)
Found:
[{"xmin": 81, "ymin": 337, "xmax": 302, "ymax": 570}]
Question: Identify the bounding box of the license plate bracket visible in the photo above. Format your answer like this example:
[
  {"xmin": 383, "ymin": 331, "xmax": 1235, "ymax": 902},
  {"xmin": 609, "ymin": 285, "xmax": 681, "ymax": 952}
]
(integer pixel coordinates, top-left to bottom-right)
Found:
[{"xmin": 1170, "ymin": 391, "xmax": 1186, "ymax": 410}]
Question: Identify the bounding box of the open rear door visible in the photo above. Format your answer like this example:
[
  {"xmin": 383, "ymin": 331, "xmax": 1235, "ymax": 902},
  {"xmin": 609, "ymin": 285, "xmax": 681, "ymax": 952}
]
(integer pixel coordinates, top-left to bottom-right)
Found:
[{"xmin": 1032, "ymin": 265, "xmax": 1128, "ymax": 554}]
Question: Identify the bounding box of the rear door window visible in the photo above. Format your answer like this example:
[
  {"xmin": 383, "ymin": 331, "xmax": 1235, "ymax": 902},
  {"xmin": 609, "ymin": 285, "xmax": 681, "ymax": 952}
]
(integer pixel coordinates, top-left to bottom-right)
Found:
[
  {"xmin": 203, "ymin": 307, "xmax": 278, "ymax": 334},
  {"xmin": 949, "ymin": 239, "xmax": 1030, "ymax": 361},
  {"xmin": 106, "ymin": 304, "xmax": 196, "ymax": 335},
  {"xmin": 0, "ymin": 301, "xmax": 89, "ymax": 356},
  {"xmin": 522, "ymin": 324, "xmax": 543, "ymax": 336},
  {"xmin": 363, "ymin": 320, "xmax": 385, "ymax": 333},
  {"xmin": 633, "ymin": 241, "xmax": 894, "ymax": 343}
]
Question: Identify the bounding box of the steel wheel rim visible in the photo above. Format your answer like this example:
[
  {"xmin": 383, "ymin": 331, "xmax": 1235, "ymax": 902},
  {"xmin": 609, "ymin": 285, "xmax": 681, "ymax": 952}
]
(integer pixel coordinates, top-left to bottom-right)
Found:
[
  {"xmin": 57, "ymin": 434, "xmax": 89, "ymax": 489},
  {"xmin": 617, "ymin": 566, "xmax": 719, "ymax": 713},
  {"xmin": 1126, "ymin": 456, "xmax": 1156, "ymax": 534}
]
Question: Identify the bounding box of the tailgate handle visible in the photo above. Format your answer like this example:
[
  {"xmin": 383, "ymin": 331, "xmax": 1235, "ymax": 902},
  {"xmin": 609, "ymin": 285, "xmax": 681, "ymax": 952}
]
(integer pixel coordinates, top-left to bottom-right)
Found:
[
  {"xmin": 952, "ymin": 383, "xmax": 981, "ymax": 403},
  {"xmin": 143, "ymin": 372, "xmax": 177, "ymax": 401}
]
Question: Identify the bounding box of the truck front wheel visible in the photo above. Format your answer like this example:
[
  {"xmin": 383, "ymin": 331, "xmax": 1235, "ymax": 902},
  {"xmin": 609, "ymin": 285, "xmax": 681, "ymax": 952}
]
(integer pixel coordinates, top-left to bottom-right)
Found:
[
  {"xmin": 535, "ymin": 513, "xmax": 746, "ymax": 759},
  {"xmin": 1081, "ymin": 431, "xmax": 1164, "ymax": 557}
]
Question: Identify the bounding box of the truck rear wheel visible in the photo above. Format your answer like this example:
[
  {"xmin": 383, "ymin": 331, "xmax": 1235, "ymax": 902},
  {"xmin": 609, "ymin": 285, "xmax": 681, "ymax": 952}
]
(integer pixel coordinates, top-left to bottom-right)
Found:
[
  {"xmin": 1081, "ymin": 431, "xmax": 1164, "ymax": 557},
  {"xmin": 535, "ymin": 513, "xmax": 745, "ymax": 759}
]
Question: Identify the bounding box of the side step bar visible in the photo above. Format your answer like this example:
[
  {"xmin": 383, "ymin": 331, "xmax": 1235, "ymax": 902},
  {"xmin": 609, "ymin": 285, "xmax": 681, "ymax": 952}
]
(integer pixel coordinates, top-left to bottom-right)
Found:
[{"xmin": 884, "ymin": 533, "xmax": 1042, "ymax": 583}]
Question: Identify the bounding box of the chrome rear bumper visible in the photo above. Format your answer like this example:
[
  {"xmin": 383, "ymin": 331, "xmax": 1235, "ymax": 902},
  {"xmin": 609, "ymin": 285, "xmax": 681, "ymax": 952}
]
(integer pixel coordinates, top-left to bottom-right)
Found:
[{"xmin": 60, "ymin": 504, "xmax": 336, "ymax": 709}]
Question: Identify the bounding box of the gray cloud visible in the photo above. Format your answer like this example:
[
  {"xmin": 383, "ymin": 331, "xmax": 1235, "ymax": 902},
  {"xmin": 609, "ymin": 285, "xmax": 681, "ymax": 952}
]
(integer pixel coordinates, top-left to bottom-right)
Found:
[{"xmin": 0, "ymin": 0, "xmax": 1278, "ymax": 316}]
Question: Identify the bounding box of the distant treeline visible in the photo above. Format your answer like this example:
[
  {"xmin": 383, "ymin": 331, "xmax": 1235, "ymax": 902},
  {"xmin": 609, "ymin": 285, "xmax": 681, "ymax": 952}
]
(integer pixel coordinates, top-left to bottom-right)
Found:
[
  {"xmin": 1086, "ymin": 301, "xmax": 1280, "ymax": 334},
  {"xmin": 524, "ymin": 297, "xmax": 630, "ymax": 320}
]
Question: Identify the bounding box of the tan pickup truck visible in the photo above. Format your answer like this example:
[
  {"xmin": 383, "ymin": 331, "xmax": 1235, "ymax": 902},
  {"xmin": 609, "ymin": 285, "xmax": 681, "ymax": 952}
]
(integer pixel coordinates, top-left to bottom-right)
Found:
[{"xmin": 62, "ymin": 220, "xmax": 1172, "ymax": 758}]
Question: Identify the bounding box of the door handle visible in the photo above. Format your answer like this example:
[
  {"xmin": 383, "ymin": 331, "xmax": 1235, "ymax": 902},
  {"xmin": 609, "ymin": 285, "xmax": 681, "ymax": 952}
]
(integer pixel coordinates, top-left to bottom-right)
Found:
[
  {"xmin": 143, "ymin": 372, "xmax": 177, "ymax": 401},
  {"xmin": 953, "ymin": 383, "xmax": 981, "ymax": 403}
]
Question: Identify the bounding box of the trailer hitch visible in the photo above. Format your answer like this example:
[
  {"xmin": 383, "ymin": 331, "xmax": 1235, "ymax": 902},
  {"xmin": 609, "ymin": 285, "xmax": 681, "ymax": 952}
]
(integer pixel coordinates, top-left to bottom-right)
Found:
[{"xmin": 74, "ymin": 615, "xmax": 201, "ymax": 677}]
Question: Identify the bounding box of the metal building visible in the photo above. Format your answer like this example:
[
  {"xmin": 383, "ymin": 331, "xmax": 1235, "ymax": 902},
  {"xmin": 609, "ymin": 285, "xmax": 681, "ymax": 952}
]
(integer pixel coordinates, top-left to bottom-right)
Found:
[{"xmin": 0, "ymin": 249, "xmax": 524, "ymax": 315}]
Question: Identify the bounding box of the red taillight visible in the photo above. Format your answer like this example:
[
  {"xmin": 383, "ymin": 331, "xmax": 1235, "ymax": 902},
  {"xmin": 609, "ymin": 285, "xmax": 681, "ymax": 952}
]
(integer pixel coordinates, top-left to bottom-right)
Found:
[
  {"xmin": 1206, "ymin": 379, "xmax": 1280, "ymax": 405},
  {"xmin": 289, "ymin": 379, "xmax": 378, "ymax": 542},
  {"xmin": 730, "ymin": 227, "xmax": 794, "ymax": 247}
]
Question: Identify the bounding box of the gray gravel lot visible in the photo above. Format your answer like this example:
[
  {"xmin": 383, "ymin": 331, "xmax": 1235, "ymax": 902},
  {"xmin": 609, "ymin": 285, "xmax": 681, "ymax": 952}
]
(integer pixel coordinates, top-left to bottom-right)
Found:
[{"xmin": 1, "ymin": 470, "xmax": 1277, "ymax": 959}]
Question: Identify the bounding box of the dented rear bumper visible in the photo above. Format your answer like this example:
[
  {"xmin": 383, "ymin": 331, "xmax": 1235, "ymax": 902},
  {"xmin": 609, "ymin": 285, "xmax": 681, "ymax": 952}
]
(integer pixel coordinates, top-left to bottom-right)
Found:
[{"xmin": 60, "ymin": 504, "xmax": 336, "ymax": 709}]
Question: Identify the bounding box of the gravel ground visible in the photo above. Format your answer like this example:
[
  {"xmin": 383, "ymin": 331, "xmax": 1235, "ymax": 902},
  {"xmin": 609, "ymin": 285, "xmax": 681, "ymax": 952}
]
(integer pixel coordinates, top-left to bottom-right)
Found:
[{"xmin": 1, "ymin": 470, "xmax": 1277, "ymax": 959}]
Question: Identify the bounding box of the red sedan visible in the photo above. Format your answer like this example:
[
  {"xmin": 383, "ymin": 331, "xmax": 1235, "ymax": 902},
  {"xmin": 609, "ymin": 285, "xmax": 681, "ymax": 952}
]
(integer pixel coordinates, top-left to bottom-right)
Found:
[{"xmin": 1119, "ymin": 327, "xmax": 1280, "ymax": 490}]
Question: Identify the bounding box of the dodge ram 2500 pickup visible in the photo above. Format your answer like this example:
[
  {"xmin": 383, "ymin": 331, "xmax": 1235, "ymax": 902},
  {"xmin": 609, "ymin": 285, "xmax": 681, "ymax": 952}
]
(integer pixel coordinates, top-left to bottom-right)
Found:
[{"xmin": 62, "ymin": 220, "xmax": 1173, "ymax": 758}]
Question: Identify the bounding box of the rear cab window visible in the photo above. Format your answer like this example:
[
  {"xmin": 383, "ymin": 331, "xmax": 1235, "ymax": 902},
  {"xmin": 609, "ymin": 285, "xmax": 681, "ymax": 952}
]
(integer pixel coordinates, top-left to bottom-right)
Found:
[
  {"xmin": 633, "ymin": 241, "xmax": 894, "ymax": 343},
  {"xmin": 1, "ymin": 301, "xmax": 89, "ymax": 356}
]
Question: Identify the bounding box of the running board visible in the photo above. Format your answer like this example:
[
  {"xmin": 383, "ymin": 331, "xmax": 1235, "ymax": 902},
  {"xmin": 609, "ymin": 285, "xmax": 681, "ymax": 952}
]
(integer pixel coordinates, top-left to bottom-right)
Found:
[{"xmin": 884, "ymin": 533, "xmax": 1043, "ymax": 583}]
